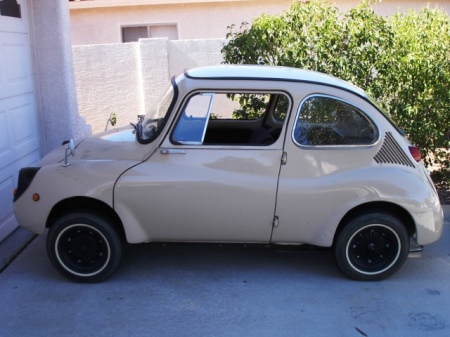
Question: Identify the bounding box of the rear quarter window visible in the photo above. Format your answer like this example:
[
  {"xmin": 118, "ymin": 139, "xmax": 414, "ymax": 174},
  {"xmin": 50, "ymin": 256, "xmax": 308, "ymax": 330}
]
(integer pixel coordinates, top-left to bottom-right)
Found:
[{"xmin": 293, "ymin": 95, "xmax": 379, "ymax": 146}]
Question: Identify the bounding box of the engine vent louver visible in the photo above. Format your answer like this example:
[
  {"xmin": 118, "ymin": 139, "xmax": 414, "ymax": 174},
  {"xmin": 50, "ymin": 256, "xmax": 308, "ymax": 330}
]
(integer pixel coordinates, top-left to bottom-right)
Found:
[{"xmin": 374, "ymin": 132, "xmax": 415, "ymax": 168}]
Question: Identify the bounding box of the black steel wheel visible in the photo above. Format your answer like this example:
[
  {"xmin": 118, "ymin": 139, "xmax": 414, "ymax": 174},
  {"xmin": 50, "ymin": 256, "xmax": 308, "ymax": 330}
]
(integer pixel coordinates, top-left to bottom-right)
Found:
[
  {"xmin": 334, "ymin": 212, "xmax": 410, "ymax": 281},
  {"xmin": 47, "ymin": 212, "xmax": 123, "ymax": 283}
]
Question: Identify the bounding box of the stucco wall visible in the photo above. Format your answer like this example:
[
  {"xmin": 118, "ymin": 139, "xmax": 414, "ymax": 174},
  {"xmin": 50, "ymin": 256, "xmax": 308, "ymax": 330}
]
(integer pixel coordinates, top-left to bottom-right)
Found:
[
  {"xmin": 30, "ymin": 0, "xmax": 81, "ymax": 154},
  {"xmin": 70, "ymin": 0, "xmax": 291, "ymax": 45},
  {"xmin": 69, "ymin": 0, "xmax": 450, "ymax": 46},
  {"xmin": 72, "ymin": 38, "xmax": 225, "ymax": 136}
]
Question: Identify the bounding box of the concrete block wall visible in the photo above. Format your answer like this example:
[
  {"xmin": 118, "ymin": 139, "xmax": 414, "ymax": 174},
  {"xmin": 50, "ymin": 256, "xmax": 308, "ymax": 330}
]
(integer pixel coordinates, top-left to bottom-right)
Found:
[
  {"xmin": 139, "ymin": 39, "xmax": 170, "ymax": 116},
  {"xmin": 72, "ymin": 38, "xmax": 225, "ymax": 137},
  {"xmin": 167, "ymin": 39, "xmax": 226, "ymax": 78}
]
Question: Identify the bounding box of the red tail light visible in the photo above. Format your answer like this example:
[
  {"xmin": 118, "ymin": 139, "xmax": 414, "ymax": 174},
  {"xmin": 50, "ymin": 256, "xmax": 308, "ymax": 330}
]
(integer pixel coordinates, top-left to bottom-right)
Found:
[{"xmin": 409, "ymin": 146, "xmax": 421, "ymax": 162}]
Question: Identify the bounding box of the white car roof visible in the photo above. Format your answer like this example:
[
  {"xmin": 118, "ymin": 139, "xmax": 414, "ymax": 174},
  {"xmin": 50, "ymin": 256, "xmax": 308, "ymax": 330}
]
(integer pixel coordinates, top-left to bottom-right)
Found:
[{"xmin": 185, "ymin": 65, "xmax": 368, "ymax": 98}]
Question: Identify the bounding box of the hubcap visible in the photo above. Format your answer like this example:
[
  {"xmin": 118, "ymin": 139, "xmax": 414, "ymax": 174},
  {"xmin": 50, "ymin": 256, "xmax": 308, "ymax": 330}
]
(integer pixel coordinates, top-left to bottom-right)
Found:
[
  {"xmin": 346, "ymin": 224, "xmax": 401, "ymax": 275},
  {"xmin": 55, "ymin": 224, "xmax": 110, "ymax": 276}
]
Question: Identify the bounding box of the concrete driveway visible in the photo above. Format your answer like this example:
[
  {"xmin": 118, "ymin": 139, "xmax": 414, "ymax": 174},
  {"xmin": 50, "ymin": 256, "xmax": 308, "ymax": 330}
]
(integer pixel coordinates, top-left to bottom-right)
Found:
[{"xmin": 1, "ymin": 207, "xmax": 449, "ymax": 337}]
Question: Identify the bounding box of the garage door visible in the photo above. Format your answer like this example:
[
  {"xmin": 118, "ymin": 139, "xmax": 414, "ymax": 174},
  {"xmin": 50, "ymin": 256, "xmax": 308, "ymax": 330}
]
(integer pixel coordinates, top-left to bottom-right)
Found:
[{"xmin": 0, "ymin": 0, "xmax": 40, "ymax": 242}]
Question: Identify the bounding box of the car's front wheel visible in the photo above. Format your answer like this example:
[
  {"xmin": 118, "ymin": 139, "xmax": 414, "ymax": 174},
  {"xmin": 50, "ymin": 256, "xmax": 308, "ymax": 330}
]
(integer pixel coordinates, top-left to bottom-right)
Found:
[
  {"xmin": 334, "ymin": 212, "xmax": 410, "ymax": 281},
  {"xmin": 47, "ymin": 212, "xmax": 123, "ymax": 283}
]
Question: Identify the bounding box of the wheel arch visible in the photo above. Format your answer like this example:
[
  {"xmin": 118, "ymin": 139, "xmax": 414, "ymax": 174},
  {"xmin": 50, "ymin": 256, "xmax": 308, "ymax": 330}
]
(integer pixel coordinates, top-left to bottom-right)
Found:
[
  {"xmin": 333, "ymin": 201, "xmax": 416, "ymax": 247},
  {"xmin": 46, "ymin": 197, "xmax": 126, "ymax": 239}
]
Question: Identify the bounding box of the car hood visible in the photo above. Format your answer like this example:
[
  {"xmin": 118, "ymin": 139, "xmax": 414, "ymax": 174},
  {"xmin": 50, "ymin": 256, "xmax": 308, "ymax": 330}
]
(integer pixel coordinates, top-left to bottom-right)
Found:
[{"xmin": 39, "ymin": 126, "xmax": 152, "ymax": 166}]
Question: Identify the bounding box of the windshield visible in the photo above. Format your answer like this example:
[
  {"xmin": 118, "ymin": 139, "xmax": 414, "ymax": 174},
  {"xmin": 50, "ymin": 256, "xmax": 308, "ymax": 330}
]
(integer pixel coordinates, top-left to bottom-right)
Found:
[{"xmin": 137, "ymin": 80, "xmax": 177, "ymax": 143}]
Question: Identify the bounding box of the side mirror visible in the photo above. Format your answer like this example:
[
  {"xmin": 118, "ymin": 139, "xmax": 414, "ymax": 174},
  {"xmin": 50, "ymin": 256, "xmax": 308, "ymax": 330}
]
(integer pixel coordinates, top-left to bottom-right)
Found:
[{"xmin": 63, "ymin": 139, "xmax": 75, "ymax": 167}]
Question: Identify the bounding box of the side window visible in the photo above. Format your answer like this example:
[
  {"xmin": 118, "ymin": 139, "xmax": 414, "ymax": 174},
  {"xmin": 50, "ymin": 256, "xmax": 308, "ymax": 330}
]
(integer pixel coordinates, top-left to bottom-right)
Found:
[
  {"xmin": 172, "ymin": 92, "xmax": 289, "ymax": 146},
  {"xmin": 293, "ymin": 96, "xmax": 378, "ymax": 146}
]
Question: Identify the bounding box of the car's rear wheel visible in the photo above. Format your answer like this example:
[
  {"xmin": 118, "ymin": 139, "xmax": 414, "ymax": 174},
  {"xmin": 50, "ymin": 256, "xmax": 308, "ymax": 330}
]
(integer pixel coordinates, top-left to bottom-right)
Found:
[
  {"xmin": 47, "ymin": 212, "xmax": 123, "ymax": 283},
  {"xmin": 334, "ymin": 212, "xmax": 410, "ymax": 281}
]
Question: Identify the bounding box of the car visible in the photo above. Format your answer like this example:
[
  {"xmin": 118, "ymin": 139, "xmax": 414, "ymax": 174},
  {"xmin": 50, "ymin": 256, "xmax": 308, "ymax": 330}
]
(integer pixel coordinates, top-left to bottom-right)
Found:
[{"xmin": 13, "ymin": 65, "xmax": 443, "ymax": 282}]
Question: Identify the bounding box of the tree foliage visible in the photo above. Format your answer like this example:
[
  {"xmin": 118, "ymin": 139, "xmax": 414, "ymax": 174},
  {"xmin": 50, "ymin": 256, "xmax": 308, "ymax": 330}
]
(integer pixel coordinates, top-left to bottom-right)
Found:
[{"xmin": 222, "ymin": 0, "xmax": 449, "ymax": 174}]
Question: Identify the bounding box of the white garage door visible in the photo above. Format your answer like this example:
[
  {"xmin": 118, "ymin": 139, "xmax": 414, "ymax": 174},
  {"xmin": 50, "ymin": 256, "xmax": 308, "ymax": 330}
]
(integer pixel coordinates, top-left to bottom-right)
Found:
[{"xmin": 0, "ymin": 0, "xmax": 40, "ymax": 242}]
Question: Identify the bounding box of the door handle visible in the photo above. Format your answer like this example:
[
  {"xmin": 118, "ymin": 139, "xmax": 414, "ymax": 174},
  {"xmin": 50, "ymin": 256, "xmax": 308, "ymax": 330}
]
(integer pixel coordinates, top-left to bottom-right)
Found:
[{"xmin": 160, "ymin": 149, "xmax": 186, "ymax": 155}]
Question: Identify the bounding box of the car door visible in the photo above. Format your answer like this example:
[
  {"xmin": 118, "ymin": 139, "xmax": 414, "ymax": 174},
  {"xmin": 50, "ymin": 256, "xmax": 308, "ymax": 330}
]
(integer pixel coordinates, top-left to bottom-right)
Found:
[
  {"xmin": 114, "ymin": 90, "xmax": 289, "ymax": 243},
  {"xmin": 271, "ymin": 86, "xmax": 381, "ymax": 246}
]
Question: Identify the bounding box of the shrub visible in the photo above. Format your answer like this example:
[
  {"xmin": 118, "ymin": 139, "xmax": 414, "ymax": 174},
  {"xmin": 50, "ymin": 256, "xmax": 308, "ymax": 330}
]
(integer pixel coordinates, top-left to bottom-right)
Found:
[{"xmin": 222, "ymin": 0, "xmax": 449, "ymax": 174}]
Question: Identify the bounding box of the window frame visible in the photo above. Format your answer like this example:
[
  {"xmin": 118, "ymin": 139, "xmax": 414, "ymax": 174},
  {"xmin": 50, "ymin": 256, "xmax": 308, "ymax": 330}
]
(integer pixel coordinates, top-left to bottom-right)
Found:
[
  {"xmin": 121, "ymin": 23, "xmax": 178, "ymax": 43},
  {"xmin": 292, "ymin": 94, "xmax": 380, "ymax": 148}
]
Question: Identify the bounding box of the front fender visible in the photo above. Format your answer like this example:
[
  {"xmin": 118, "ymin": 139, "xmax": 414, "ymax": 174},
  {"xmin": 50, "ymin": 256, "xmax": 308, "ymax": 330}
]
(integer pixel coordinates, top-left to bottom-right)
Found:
[{"xmin": 14, "ymin": 160, "xmax": 139, "ymax": 234}]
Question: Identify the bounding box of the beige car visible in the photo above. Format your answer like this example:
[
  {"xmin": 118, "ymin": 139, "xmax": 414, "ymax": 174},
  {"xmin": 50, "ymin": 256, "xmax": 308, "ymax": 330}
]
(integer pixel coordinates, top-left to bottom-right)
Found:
[{"xmin": 14, "ymin": 65, "xmax": 443, "ymax": 282}]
